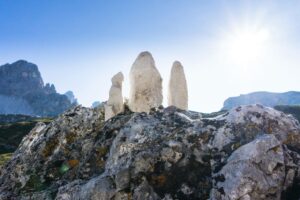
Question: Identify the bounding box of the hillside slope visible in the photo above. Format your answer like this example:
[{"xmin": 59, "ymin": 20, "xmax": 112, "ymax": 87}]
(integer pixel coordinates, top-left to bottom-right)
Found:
[{"xmin": 0, "ymin": 115, "xmax": 52, "ymax": 153}]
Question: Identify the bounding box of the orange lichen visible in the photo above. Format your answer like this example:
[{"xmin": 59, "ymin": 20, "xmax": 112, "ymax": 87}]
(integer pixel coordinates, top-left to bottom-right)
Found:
[
  {"xmin": 68, "ymin": 159, "xmax": 79, "ymax": 168},
  {"xmin": 151, "ymin": 174, "xmax": 167, "ymax": 187},
  {"xmin": 268, "ymin": 126, "xmax": 273, "ymax": 133}
]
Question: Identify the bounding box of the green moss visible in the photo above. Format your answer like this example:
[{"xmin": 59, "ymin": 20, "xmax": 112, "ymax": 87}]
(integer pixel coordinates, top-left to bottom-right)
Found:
[
  {"xmin": 59, "ymin": 164, "xmax": 70, "ymax": 174},
  {"xmin": 0, "ymin": 153, "xmax": 13, "ymax": 167},
  {"xmin": 96, "ymin": 146, "xmax": 108, "ymax": 157},
  {"xmin": 33, "ymin": 118, "xmax": 53, "ymax": 123}
]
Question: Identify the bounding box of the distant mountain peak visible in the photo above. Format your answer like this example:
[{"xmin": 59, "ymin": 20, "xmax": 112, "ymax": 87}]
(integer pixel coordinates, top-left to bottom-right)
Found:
[
  {"xmin": 7, "ymin": 60, "xmax": 39, "ymax": 71},
  {"xmin": 0, "ymin": 60, "xmax": 77, "ymax": 116},
  {"xmin": 13, "ymin": 59, "xmax": 30, "ymax": 64},
  {"xmin": 222, "ymin": 91, "xmax": 300, "ymax": 110}
]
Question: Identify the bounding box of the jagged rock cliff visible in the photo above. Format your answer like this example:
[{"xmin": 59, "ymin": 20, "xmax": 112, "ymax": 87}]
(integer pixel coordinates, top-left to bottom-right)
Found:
[
  {"xmin": 0, "ymin": 60, "xmax": 76, "ymax": 116},
  {"xmin": 1, "ymin": 104, "xmax": 300, "ymax": 200}
]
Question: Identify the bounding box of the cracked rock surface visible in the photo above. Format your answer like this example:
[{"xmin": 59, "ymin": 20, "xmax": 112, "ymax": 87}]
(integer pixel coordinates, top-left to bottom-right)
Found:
[{"xmin": 1, "ymin": 104, "xmax": 300, "ymax": 200}]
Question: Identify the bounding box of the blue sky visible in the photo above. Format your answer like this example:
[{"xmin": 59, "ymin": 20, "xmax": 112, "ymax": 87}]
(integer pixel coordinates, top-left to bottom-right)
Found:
[{"xmin": 1, "ymin": 0, "xmax": 300, "ymax": 112}]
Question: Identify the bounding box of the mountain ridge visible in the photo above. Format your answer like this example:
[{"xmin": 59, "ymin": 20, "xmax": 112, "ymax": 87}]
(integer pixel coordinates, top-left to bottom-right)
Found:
[
  {"xmin": 222, "ymin": 91, "xmax": 300, "ymax": 110},
  {"xmin": 0, "ymin": 60, "xmax": 77, "ymax": 117}
]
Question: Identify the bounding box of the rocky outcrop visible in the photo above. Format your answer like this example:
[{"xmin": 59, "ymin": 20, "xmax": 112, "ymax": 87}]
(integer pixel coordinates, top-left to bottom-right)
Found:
[
  {"xmin": 1, "ymin": 104, "xmax": 300, "ymax": 199},
  {"xmin": 0, "ymin": 60, "xmax": 77, "ymax": 116},
  {"xmin": 168, "ymin": 61, "xmax": 188, "ymax": 110},
  {"xmin": 129, "ymin": 52, "xmax": 163, "ymax": 113},
  {"xmin": 211, "ymin": 134, "xmax": 286, "ymax": 199},
  {"xmin": 105, "ymin": 72, "xmax": 124, "ymax": 121},
  {"xmin": 223, "ymin": 91, "xmax": 300, "ymax": 110}
]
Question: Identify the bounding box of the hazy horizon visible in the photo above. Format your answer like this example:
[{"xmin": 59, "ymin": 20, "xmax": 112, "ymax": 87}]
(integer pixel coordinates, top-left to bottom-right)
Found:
[{"xmin": 1, "ymin": 0, "xmax": 300, "ymax": 112}]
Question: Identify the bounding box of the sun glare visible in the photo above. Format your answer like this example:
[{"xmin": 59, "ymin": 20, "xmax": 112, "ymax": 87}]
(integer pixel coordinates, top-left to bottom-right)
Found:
[{"xmin": 226, "ymin": 28, "xmax": 270, "ymax": 64}]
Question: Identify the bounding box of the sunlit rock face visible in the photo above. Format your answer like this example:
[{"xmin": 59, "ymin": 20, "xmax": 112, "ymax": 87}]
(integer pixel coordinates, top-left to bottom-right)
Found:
[
  {"xmin": 0, "ymin": 60, "xmax": 44, "ymax": 96},
  {"xmin": 168, "ymin": 61, "xmax": 188, "ymax": 110},
  {"xmin": 1, "ymin": 104, "xmax": 300, "ymax": 199},
  {"xmin": 105, "ymin": 72, "xmax": 124, "ymax": 121},
  {"xmin": 128, "ymin": 51, "xmax": 163, "ymax": 113},
  {"xmin": 211, "ymin": 134, "xmax": 286, "ymax": 200}
]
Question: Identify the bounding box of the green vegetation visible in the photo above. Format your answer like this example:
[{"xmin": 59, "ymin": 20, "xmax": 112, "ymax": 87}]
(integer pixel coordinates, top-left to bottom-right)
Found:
[
  {"xmin": 0, "ymin": 114, "xmax": 35, "ymax": 123},
  {"xmin": 0, "ymin": 115, "xmax": 52, "ymax": 154},
  {"xmin": 0, "ymin": 115, "xmax": 52, "ymax": 167}
]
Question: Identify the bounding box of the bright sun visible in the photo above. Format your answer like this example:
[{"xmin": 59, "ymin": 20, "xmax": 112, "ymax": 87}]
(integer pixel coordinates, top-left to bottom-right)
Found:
[{"xmin": 226, "ymin": 28, "xmax": 270, "ymax": 64}]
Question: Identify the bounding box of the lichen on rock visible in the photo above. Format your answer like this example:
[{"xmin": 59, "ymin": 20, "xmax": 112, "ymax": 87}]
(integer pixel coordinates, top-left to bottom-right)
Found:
[{"xmin": 1, "ymin": 104, "xmax": 300, "ymax": 200}]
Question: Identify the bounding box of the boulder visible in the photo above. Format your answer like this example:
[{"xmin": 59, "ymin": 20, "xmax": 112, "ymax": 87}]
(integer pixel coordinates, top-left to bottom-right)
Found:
[{"xmin": 211, "ymin": 134, "xmax": 286, "ymax": 200}]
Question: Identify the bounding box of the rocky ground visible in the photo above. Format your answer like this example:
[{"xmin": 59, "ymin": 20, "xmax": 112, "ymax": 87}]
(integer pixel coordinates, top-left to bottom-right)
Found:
[{"xmin": 0, "ymin": 104, "xmax": 300, "ymax": 200}]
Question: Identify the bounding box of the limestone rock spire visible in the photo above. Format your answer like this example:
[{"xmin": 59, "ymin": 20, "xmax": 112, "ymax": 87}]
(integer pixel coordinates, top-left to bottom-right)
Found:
[
  {"xmin": 105, "ymin": 72, "xmax": 124, "ymax": 121},
  {"xmin": 168, "ymin": 61, "xmax": 188, "ymax": 110},
  {"xmin": 128, "ymin": 51, "xmax": 163, "ymax": 113}
]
